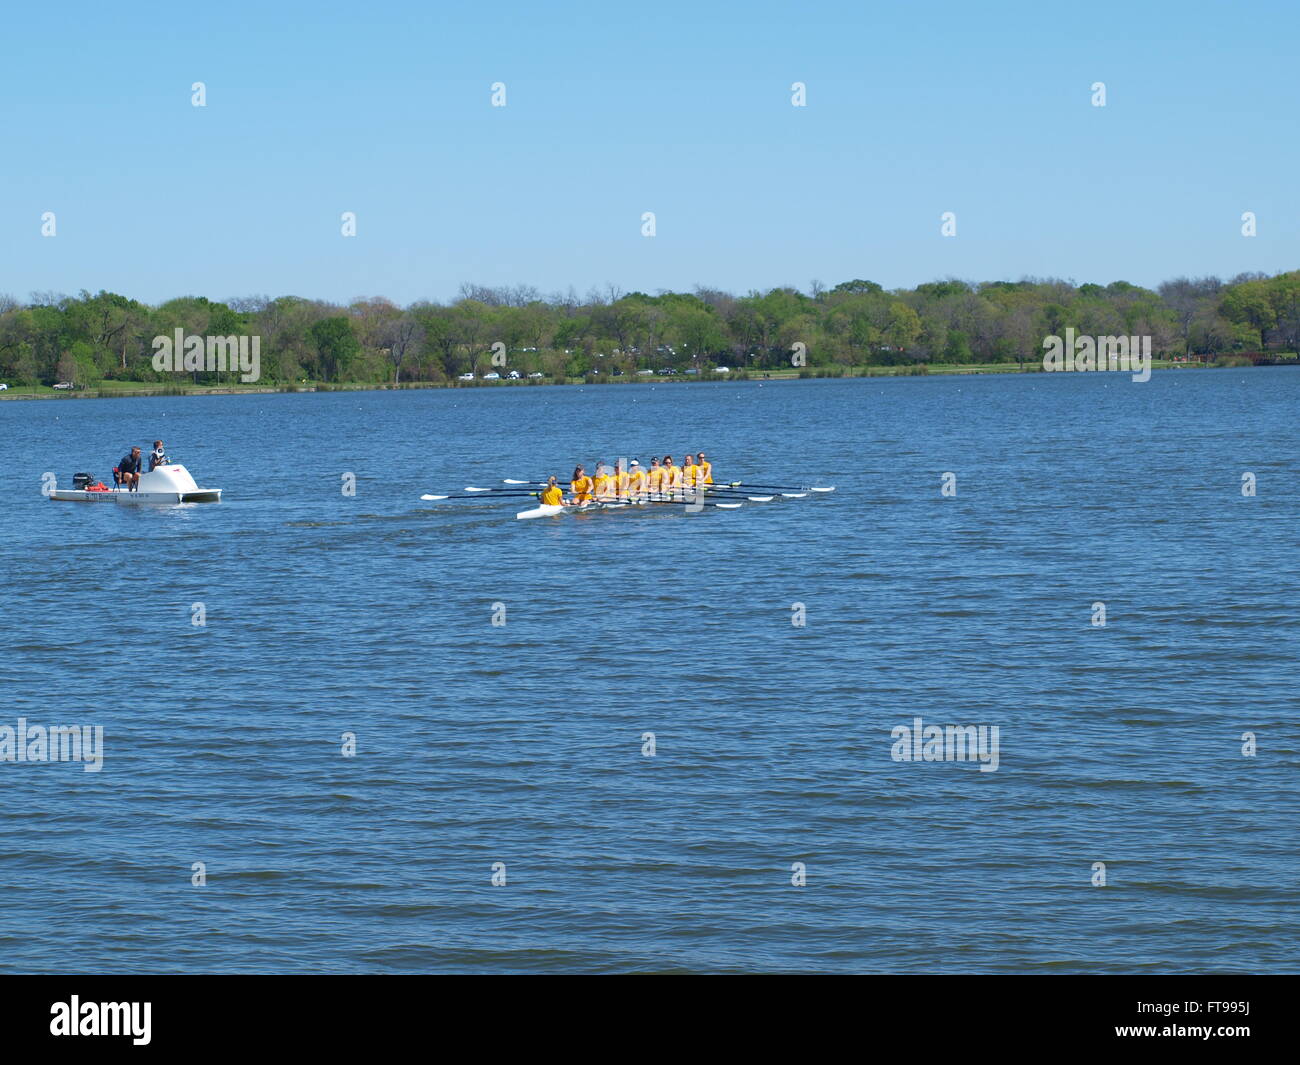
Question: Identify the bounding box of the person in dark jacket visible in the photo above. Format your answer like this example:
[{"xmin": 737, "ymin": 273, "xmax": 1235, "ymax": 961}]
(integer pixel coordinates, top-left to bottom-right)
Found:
[{"xmin": 117, "ymin": 446, "xmax": 142, "ymax": 490}]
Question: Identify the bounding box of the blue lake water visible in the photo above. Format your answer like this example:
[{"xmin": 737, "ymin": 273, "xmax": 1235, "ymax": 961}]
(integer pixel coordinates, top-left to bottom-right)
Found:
[{"xmin": 1, "ymin": 369, "xmax": 1296, "ymax": 973}]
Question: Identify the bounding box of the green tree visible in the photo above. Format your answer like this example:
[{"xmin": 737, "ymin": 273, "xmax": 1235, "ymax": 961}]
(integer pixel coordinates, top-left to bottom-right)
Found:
[
  {"xmin": 309, "ymin": 317, "xmax": 360, "ymax": 381},
  {"xmin": 885, "ymin": 302, "xmax": 922, "ymax": 354}
]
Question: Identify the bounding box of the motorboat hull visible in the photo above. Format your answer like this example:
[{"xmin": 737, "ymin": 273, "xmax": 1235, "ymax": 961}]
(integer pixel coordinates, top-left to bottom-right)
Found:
[
  {"xmin": 48, "ymin": 464, "xmax": 222, "ymax": 504},
  {"xmin": 49, "ymin": 487, "xmax": 222, "ymax": 503}
]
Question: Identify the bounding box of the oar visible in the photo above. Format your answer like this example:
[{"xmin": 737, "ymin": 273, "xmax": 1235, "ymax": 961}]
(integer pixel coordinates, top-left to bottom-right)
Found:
[
  {"xmin": 638, "ymin": 498, "xmax": 742, "ymax": 509},
  {"xmin": 717, "ymin": 481, "xmax": 835, "ymax": 493},
  {"xmin": 697, "ymin": 487, "xmax": 807, "ymax": 499},
  {"xmin": 722, "ymin": 481, "xmax": 832, "ymax": 494},
  {"xmin": 687, "ymin": 486, "xmax": 796, "ymax": 501},
  {"xmin": 420, "ymin": 489, "xmax": 540, "ymax": 502},
  {"xmin": 678, "ymin": 488, "xmax": 775, "ymax": 502}
]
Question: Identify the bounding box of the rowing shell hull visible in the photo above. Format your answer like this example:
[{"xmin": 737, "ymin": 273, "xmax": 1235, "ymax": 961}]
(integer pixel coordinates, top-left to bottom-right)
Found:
[
  {"xmin": 515, "ymin": 499, "xmax": 669, "ymax": 520},
  {"xmin": 515, "ymin": 503, "xmax": 565, "ymax": 520}
]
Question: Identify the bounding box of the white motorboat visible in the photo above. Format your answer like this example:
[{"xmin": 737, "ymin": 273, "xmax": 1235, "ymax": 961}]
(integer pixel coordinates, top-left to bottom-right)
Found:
[{"xmin": 49, "ymin": 464, "xmax": 222, "ymax": 504}]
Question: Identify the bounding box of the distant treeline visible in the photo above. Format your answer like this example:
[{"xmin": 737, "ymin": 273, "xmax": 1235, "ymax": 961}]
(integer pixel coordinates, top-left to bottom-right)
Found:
[{"xmin": 2, "ymin": 272, "xmax": 1297, "ymax": 386}]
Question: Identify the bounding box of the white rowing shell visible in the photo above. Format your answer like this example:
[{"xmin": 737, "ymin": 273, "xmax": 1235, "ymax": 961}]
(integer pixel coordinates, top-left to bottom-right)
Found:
[{"xmin": 515, "ymin": 503, "xmax": 565, "ymax": 520}]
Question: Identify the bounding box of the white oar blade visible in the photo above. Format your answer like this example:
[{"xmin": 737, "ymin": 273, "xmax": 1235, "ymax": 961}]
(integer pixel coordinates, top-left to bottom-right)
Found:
[
  {"xmin": 748, "ymin": 495, "xmax": 774, "ymax": 502},
  {"xmin": 715, "ymin": 502, "xmax": 743, "ymax": 509},
  {"xmin": 810, "ymin": 486, "xmax": 836, "ymax": 493},
  {"xmin": 464, "ymin": 486, "xmax": 493, "ymax": 493},
  {"xmin": 502, "ymin": 479, "xmax": 532, "ymax": 485},
  {"xmin": 420, "ymin": 493, "xmax": 450, "ymax": 501},
  {"xmin": 781, "ymin": 492, "xmax": 807, "ymax": 499}
]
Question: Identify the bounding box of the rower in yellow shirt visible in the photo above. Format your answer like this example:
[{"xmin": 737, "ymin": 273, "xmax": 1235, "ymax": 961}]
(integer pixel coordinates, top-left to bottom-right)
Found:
[
  {"xmin": 540, "ymin": 475, "xmax": 565, "ymax": 506},
  {"xmin": 661, "ymin": 455, "xmax": 680, "ymax": 494},
  {"xmin": 628, "ymin": 459, "xmax": 648, "ymax": 499},
  {"xmin": 592, "ymin": 463, "xmax": 615, "ymax": 501},
  {"xmin": 696, "ymin": 451, "xmax": 714, "ymax": 485},
  {"xmin": 570, "ymin": 464, "xmax": 594, "ymax": 504},
  {"xmin": 614, "ymin": 462, "xmax": 631, "ymax": 499},
  {"xmin": 647, "ymin": 457, "xmax": 663, "ymax": 496},
  {"xmin": 682, "ymin": 454, "xmax": 698, "ymax": 488}
]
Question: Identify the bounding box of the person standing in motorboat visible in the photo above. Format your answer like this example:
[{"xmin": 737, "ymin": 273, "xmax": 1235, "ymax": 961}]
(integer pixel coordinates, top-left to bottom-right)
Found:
[
  {"xmin": 117, "ymin": 446, "xmax": 143, "ymax": 491},
  {"xmin": 149, "ymin": 440, "xmax": 169, "ymax": 471}
]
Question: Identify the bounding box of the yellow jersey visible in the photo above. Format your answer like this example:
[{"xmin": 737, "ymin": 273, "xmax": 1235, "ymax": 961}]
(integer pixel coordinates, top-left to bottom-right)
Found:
[
  {"xmin": 570, "ymin": 475, "xmax": 593, "ymax": 502},
  {"xmin": 593, "ymin": 473, "xmax": 613, "ymax": 499},
  {"xmin": 615, "ymin": 469, "xmax": 630, "ymax": 496},
  {"xmin": 541, "ymin": 484, "xmax": 564, "ymax": 505},
  {"xmin": 662, "ymin": 464, "xmax": 680, "ymax": 489},
  {"xmin": 629, "ymin": 469, "xmax": 648, "ymax": 493},
  {"xmin": 648, "ymin": 467, "xmax": 663, "ymax": 491},
  {"xmin": 697, "ymin": 460, "xmax": 713, "ymax": 484},
  {"xmin": 682, "ymin": 462, "xmax": 698, "ymax": 486}
]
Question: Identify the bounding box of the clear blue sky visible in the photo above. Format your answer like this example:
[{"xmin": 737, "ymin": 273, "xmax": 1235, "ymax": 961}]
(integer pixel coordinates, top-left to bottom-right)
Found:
[{"xmin": 2, "ymin": 0, "xmax": 1295, "ymax": 305}]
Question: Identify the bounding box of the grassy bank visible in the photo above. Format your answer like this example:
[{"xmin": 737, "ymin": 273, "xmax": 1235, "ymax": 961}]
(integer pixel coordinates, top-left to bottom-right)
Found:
[{"xmin": 0, "ymin": 357, "xmax": 1281, "ymax": 400}]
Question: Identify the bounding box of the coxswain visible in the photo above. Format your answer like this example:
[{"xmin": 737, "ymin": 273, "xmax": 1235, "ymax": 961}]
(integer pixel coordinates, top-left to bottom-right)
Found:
[{"xmin": 540, "ymin": 476, "xmax": 565, "ymax": 506}]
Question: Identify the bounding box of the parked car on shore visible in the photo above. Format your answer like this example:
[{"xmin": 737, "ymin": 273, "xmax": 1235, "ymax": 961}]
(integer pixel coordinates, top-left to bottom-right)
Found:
[
  {"xmin": 483, "ymin": 372, "xmax": 501, "ymax": 380},
  {"xmin": 53, "ymin": 382, "xmax": 74, "ymax": 390},
  {"xmin": 457, "ymin": 373, "xmax": 474, "ymax": 381}
]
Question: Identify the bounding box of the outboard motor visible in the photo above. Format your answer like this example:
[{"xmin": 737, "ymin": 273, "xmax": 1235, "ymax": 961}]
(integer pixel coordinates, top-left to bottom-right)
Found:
[{"xmin": 72, "ymin": 472, "xmax": 93, "ymax": 490}]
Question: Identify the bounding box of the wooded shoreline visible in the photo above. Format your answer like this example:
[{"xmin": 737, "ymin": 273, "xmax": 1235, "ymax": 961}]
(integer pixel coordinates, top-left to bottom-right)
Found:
[
  {"xmin": 4, "ymin": 272, "xmax": 1298, "ymax": 391},
  {"xmin": 4, "ymin": 356, "xmax": 1287, "ymax": 401}
]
